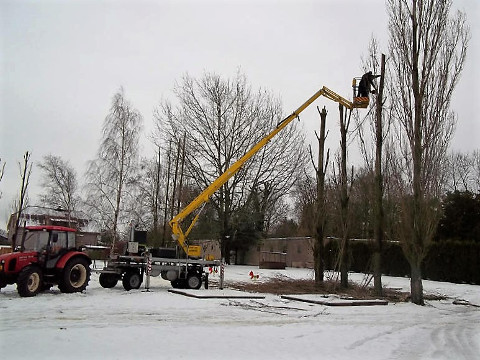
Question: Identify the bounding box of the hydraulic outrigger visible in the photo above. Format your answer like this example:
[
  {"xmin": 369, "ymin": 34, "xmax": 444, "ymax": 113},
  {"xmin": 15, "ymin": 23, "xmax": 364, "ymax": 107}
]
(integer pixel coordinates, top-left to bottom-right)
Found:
[{"xmin": 170, "ymin": 82, "xmax": 370, "ymax": 258}]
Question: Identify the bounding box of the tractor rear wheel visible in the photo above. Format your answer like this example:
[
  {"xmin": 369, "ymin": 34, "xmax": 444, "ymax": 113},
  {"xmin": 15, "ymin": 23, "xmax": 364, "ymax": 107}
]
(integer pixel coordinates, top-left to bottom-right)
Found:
[
  {"xmin": 17, "ymin": 266, "xmax": 43, "ymax": 297},
  {"xmin": 122, "ymin": 270, "xmax": 142, "ymax": 291},
  {"xmin": 99, "ymin": 273, "xmax": 119, "ymax": 288},
  {"xmin": 59, "ymin": 257, "xmax": 90, "ymax": 293}
]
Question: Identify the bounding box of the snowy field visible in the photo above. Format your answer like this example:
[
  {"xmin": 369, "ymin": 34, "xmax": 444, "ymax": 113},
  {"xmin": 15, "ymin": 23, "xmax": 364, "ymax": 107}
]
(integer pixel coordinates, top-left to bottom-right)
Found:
[{"xmin": 1, "ymin": 265, "xmax": 479, "ymax": 360}]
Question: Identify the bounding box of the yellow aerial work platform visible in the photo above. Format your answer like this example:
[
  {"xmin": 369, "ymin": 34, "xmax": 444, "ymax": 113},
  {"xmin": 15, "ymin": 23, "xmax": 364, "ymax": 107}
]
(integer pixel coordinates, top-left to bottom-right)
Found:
[{"xmin": 170, "ymin": 78, "xmax": 371, "ymax": 258}]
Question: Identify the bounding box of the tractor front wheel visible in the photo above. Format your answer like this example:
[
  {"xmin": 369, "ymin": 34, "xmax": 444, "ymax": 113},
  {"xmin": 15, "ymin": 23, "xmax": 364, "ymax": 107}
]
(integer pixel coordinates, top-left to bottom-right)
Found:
[
  {"xmin": 59, "ymin": 257, "xmax": 91, "ymax": 293},
  {"xmin": 17, "ymin": 266, "xmax": 43, "ymax": 297}
]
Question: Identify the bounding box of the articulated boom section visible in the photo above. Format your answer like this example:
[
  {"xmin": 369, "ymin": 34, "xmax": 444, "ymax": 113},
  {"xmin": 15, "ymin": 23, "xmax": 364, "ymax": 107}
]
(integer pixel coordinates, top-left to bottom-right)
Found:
[
  {"xmin": 320, "ymin": 87, "xmax": 354, "ymax": 109},
  {"xmin": 170, "ymin": 83, "xmax": 365, "ymax": 258}
]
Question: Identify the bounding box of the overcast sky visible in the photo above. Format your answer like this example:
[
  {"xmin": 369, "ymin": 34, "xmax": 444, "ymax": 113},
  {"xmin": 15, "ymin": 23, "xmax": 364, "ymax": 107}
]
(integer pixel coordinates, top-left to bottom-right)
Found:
[{"xmin": 1, "ymin": 0, "xmax": 478, "ymax": 228}]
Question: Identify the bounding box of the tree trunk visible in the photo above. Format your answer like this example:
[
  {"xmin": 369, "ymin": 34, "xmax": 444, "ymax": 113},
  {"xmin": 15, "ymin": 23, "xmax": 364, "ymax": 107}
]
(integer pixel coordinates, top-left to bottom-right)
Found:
[
  {"xmin": 12, "ymin": 152, "xmax": 31, "ymax": 250},
  {"xmin": 111, "ymin": 133, "xmax": 126, "ymax": 255},
  {"xmin": 314, "ymin": 107, "xmax": 328, "ymax": 284},
  {"xmin": 339, "ymin": 105, "xmax": 350, "ymax": 288},
  {"xmin": 162, "ymin": 140, "xmax": 172, "ymax": 246},
  {"xmin": 153, "ymin": 147, "xmax": 161, "ymax": 247},
  {"xmin": 411, "ymin": 0, "xmax": 425, "ymax": 306},
  {"xmin": 373, "ymin": 54, "xmax": 386, "ymax": 296},
  {"xmin": 410, "ymin": 260, "xmax": 424, "ymax": 305},
  {"xmin": 176, "ymin": 133, "xmax": 186, "ymax": 213},
  {"xmin": 170, "ymin": 139, "xmax": 181, "ymax": 220}
]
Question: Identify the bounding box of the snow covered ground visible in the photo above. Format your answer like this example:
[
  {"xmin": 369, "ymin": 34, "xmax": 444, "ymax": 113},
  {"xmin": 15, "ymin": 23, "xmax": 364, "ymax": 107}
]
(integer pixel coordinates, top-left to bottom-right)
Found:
[{"xmin": 1, "ymin": 265, "xmax": 479, "ymax": 360}]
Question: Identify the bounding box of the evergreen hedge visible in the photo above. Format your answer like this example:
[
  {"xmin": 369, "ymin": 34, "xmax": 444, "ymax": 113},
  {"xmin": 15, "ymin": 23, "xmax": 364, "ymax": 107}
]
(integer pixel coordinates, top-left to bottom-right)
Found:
[{"xmin": 324, "ymin": 239, "xmax": 479, "ymax": 285}]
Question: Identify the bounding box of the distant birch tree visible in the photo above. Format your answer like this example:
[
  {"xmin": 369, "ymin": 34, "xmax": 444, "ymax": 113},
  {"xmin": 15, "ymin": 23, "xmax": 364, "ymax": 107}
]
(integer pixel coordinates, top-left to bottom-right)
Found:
[
  {"xmin": 387, "ymin": 0, "xmax": 469, "ymax": 305},
  {"xmin": 85, "ymin": 88, "xmax": 142, "ymax": 247},
  {"xmin": 38, "ymin": 154, "xmax": 79, "ymax": 223}
]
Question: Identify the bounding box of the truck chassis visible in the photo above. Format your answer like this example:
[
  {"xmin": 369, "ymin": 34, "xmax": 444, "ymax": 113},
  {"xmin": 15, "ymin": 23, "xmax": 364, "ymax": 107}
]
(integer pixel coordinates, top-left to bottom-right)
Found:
[{"xmin": 97, "ymin": 253, "xmax": 220, "ymax": 291}]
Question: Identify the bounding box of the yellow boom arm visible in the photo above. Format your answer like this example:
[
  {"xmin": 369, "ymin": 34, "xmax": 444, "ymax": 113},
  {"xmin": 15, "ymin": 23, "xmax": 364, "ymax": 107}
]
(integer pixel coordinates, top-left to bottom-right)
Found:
[{"xmin": 169, "ymin": 86, "xmax": 355, "ymax": 257}]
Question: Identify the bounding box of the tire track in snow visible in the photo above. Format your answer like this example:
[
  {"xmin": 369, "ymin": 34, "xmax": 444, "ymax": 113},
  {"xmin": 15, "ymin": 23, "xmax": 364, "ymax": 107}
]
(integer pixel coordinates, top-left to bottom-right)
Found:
[
  {"xmin": 347, "ymin": 323, "xmax": 418, "ymax": 351},
  {"xmin": 429, "ymin": 320, "xmax": 479, "ymax": 359}
]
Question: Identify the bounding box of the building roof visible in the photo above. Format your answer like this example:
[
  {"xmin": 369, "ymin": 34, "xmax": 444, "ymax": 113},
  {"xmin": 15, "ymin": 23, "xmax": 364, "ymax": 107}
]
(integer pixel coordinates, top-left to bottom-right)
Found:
[{"xmin": 7, "ymin": 206, "xmax": 93, "ymax": 234}]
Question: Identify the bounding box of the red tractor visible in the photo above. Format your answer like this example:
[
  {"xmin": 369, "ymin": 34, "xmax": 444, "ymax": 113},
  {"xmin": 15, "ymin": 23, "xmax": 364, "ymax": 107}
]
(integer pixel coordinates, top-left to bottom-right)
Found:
[{"xmin": 0, "ymin": 225, "xmax": 91, "ymax": 297}]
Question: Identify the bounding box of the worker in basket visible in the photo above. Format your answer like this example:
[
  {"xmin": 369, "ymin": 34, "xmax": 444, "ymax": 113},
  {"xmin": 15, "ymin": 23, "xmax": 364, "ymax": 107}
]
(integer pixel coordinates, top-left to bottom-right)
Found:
[{"xmin": 357, "ymin": 71, "xmax": 380, "ymax": 97}]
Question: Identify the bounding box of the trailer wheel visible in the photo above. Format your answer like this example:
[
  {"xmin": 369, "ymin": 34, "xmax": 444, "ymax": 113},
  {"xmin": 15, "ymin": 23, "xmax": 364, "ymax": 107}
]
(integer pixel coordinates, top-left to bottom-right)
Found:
[
  {"xmin": 171, "ymin": 279, "xmax": 186, "ymax": 289},
  {"xmin": 59, "ymin": 257, "xmax": 91, "ymax": 293},
  {"xmin": 122, "ymin": 270, "xmax": 142, "ymax": 291},
  {"xmin": 17, "ymin": 266, "xmax": 43, "ymax": 297},
  {"xmin": 187, "ymin": 273, "xmax": 202, "ymax": 290},
  {"xmin": 99, "ymin": 273, "xmax": 119, "ymax": 288}
]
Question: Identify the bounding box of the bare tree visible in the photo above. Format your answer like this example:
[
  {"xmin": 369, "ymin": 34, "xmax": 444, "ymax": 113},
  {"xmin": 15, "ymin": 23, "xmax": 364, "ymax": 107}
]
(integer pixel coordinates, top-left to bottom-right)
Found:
[
  {"xmin": 37, "ymin": 155, "xmax": 79, "ymax": 224},
  {"xmin": 157, "ymin": 71, "xmax": 306, "ymax": 260},
  {"xmin": 387, "ymin": 0, "xmax": 469, "ymax": 304},
  {"xmin": 85, "ymin": 88, "xmax": 142, "ymax": 249},
  {"xmin": 473, "ymin": 150, "xmax": 480, "ymax": 192},
  {"xmin": 444, "ymin": 151, "xmax": 474, "ymax": 192},
  {"xmin": 162, "ymin": 140, "xmax": 173, "ymax": 245},
  {"xmin": 0, "ymin": 157, "xmax": 5, "ymax": 200},
  {"xmin": 150, "ymin": 147, "xmax": 164, "ymax": 246},
  {"xmin": 292, "ymin": 173, "xmax": 317, "ymax": 237},
  {"xmin": 133, "ymin": 149, "xmax": 164, "ymax": 246},
  {"xmin": 12, "ymin": 151, "xmax": 32, "ymax": 249}
]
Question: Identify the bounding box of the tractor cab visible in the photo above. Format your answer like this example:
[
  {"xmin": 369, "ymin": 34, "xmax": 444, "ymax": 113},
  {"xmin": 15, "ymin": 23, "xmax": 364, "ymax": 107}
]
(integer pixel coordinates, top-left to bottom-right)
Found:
[
  {"xmin": 352, "ymin": 77, "xmax": 370, "ymax": 109},
  {"xmin": 20, "ymin": 226, "xmax": 76, "ymax": 268},
  {"xmin": 1, "ymin": 225, "xmax": 91, "ymax": 297}
]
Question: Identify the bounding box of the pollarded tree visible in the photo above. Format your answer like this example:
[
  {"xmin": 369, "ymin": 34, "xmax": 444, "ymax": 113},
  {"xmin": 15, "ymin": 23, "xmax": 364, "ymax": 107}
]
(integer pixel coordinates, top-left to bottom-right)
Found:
[
  {"xmin": 387, "ymin": 0, "xmax": 469, "ymax": 304},
  {"xmin": 38, "ymin": 154, "xmax": 79, "ymax": 224},
  {"xmin": 356, "ymin": 38, "xmax": 388, "ymax": 296},
  {"xmin": 157, "ymin": 71, "xmax": 306, "ymax": 260},
  {"xmin": 84, "ymin": 88, "xmax": 142, "ymax": 248}
]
